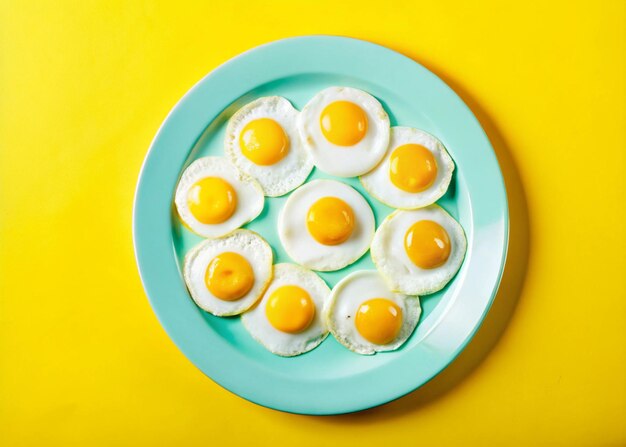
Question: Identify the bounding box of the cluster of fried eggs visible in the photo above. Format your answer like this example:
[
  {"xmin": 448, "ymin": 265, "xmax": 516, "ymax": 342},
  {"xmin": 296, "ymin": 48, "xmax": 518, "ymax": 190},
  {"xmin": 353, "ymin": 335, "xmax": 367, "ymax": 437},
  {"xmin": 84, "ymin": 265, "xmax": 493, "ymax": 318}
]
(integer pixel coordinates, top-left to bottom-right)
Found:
[{"xmin": 174, "ymin": 87, "xmax": 466, "ymax": 356}]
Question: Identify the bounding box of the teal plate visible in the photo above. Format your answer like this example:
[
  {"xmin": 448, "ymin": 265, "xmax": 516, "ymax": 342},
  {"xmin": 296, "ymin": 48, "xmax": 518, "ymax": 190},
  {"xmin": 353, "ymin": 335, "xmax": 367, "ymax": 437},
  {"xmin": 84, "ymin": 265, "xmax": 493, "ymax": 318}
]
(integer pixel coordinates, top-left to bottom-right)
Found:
[{"xmin": 133, "ymin": 36, "xmax": 508, "ymax": 415}]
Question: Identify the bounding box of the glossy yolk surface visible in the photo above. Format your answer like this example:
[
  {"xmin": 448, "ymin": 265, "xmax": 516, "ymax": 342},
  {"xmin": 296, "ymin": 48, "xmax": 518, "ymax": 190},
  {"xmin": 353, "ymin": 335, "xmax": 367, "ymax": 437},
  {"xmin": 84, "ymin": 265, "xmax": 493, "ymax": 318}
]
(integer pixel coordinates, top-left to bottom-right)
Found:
[
  {"xmin": 239, "ymin": 118, "xmax": 289, "ymax": 166},
  {"xmin": 187, "ymin": 177, "xmax": 237, "ymax": 224},
  {"xmin": 265, "ymin": 285, "xmax": 315, "ymax": 333},
  {"xmin": 320, "ymin": 101, "xmax": 368, "ymax": 146},
  {"xmin": 404, "ymin": 220, "xmax": 451, "ymax": 269},
  {"xmin": 355, "ymin": 298, "xmax": 403, "ymax": 345},
  {"xmin": 306, "ymin": 197, "xmax": 355, "ymax": 245},
  {"xmin": 205, "ymin": 252, "xmax": 254, "ymax": 301},
  {"xmin": 389, "ymin": 144, "xmax": 438, "ymax": 193}
]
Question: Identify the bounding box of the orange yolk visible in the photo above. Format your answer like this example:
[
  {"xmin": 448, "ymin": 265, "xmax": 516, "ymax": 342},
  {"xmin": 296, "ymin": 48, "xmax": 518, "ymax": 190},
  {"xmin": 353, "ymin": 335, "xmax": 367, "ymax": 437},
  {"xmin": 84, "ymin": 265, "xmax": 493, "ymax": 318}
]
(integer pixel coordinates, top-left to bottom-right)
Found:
[
  {"xmin": 404, "ymin": 220, "xmax": 451, "ymax": 269},
  {"xmin": 265, "ymin": 285, "xmax": 315, "ymax": 333},
  {"xmin": 205, "ymin": 252, "xmax": 254, "ymax": 301},
  {"xmin": 320, "ymin": 101, "xmax": 368, "ymax": 146},
  {"xmin": 187, "ymin": 177, "xmax": 237, "ymax": 224},
  {"xmin": 239, "ymin": 118, "xmax": 289, "ymax": 166},
  {"xmin": 355, "ymin": 298, "xmax": 403, "ymax": 345},
  {"xmin": 306, "ymin": 197, "xmax": 355, "ymax": 246},
  {"xmin": 389, "ymin": 144, "xmax": 438, "ymax": 193}
]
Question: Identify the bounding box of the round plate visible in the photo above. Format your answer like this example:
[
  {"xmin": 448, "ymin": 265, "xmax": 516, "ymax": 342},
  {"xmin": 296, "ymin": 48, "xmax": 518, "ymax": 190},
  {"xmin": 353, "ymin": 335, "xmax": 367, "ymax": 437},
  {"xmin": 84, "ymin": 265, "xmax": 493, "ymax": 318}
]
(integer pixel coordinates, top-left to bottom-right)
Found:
[{"xmin": 133, "ymin": 36, "xmax": 508, "ymax": 415}]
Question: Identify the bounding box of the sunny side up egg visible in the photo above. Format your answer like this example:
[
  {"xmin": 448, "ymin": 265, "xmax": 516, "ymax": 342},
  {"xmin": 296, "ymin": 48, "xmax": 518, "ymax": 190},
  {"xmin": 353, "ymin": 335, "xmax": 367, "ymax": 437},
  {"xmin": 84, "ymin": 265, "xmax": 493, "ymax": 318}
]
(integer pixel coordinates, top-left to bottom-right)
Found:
[
  {"xmin": 298, "ymin": 87, "xmax": 390, "ymax": 177},
  {"xmin": 174, "ymin": 87, "xmax": 466, "ymax": 357},
  {"xmin": 174, "ymin": 157, "xmax": 264, "ymax": 238},
  {"xmin": 241, "ymin": 263, "xmax": 331, "ymax": 357},
  {"xmin": 225, "ymin": 96, "xmax": 314, "ymax": 197},
  {"xmin": 278, "ymin": 179, "xmax": 375, "ymax": 272},
  {"xmin": 183, "ymin": 230, "xmax": 273, "ymax": 316},
  {"xmin": 360, "ymin": 127, "xmax": 455, "ymax": 209},
  {"xmin": 371, "ymin": 204, "xmax": 467, "ymax": 295},
  {"xmin": 324, "ymin": 270, "xmax": 421, "ymax": 355}
]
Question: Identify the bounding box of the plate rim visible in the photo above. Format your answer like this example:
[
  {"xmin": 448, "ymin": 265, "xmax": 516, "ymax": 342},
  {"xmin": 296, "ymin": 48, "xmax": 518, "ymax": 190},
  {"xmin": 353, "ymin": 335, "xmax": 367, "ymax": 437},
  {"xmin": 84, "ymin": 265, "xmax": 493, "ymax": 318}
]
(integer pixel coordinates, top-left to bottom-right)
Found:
[{"xmin": 133, "ymin": 35, "xmax": 509, "ymax": 415}]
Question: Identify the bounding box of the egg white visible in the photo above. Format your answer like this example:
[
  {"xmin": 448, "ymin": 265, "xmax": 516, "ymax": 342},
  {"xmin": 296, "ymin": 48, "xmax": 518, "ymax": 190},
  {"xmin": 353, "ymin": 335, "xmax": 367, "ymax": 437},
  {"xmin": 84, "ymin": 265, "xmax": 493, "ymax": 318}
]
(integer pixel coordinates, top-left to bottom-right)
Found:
[
  {"xmin": 183, "ymin": 230, "xmax": 273, "ymax": 316},
  {"xmin": 324, "ymin": 270, "xmax": 421, "ymax": 355},
  {"xmin": 241, "ymin": 263, "xmax": 331, "ymax": 357},
  {"xmin": 360, "ymin": 127, "xmax": 455, "ymax": 209},
  {"xmin": 278, "ymin": 179, "xmax": 375, "ymax": 272},
  {"xmin": 371, "ymin": 205, "xmax": 467, "ymax": 295},
  {"xmin": 174, "ymin": 157, "xmax": 264, "ymax": 238},
  {"xmin": 298, "ymin": 87, "xmax": 390, "ymax": 177},
  {"xmin": 225, "ymin": 96, "xmax": 313, "ymax": 197}
]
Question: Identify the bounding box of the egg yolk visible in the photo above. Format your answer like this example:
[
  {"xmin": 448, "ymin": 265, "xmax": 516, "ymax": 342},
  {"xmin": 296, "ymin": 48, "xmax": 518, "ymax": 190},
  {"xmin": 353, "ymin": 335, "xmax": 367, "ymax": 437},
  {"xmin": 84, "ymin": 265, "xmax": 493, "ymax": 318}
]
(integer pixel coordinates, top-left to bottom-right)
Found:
[
  {"xmin": 205, "ymin": 252, "xmax": 254, "ymax": 301},
  {"xmin": 239, "ymin": 118, "xmax": 289, "ymax": 166},
  {"xmin": 404, "ymin": 220, "xmax": 451, "ymax": 269},
  {"xmin": 320, "ymin": 101, "xmax": 368, "ymax": 146},
  {"xmin": 266, "ymin": 285, "xmax": 315, "ymax": 333},
  {"xmin": 187, "ymin": 177, "xmax": 237, "ymax": 224},
  {"xmin": 306, "ymin": 197, "xmax": 355, "ymax": 245},
  {"xmin": 389, "ymin": 144, "xmax": 438, "ymax": 193},
  {"xmin": 355, "ymin": 298, "xmax": 403, "ymax": 345}
]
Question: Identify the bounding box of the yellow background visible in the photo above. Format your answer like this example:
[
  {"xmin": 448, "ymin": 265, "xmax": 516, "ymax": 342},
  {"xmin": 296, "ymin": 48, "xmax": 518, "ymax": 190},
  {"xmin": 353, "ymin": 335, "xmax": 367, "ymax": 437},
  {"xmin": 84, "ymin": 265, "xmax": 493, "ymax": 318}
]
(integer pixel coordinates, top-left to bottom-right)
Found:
[{"xmin": 1, "ymin": 1, "xmax": 625, "ymax": 445}]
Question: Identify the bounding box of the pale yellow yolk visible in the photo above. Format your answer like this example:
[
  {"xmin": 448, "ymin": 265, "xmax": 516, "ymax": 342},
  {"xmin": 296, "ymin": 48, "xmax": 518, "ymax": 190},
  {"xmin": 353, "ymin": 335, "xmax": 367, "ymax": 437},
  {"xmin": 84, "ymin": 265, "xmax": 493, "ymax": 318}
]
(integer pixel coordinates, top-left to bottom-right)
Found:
[
  {"xmin": 187, "ymin": 177, "xmax": 237, "ymax": 224},
  {"xmin": 404, "ymin": 220, "xmax": 451, "ymax": 269},
  {"xmin": 265, "ymin": 285, "xmax": 315, "ymax": 333},
  {"xmin": 205, "ymin": 252, "xmax": 254, "ymax": 301},
  {"xmin": 389, "ymin": 144, "xmax": 438, "ymax": 193},
  {"xmin": 320, "ymin": 101, "xmax": 368, "ymax": 146},
  {"xmin": 306, "ymin": 197, "xmax": 355, "ymax": 246},
  {"xmin": 355, "ymin": 298, "xmax": 403, "ymax": 345},
  {"xmin": 239, "ymin": 118, "xmax": 289, "ymax": 165}
]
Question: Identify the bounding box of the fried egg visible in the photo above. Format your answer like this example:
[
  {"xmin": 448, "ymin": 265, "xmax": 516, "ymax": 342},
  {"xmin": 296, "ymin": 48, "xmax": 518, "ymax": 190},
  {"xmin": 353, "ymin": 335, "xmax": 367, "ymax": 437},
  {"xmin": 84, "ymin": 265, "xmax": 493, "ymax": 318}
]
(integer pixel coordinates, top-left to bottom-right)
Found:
[
  {"xmin": 183, "ymin": 230, "xmax": 273, "ymax": 316},
  {"xmin": 371, "ymin": 205, "xmax": 467, "ymax": 295},
  {"xmin": 298, "ymin": 87, "xmax": 390, "ymax": 177},
  {"xmin": 174, "ymin": 157, "xmax": 264, "ymax": 238},
  {"xmin": 278, "ymin": 179, "xmax": 375, "ymax": 271},
  {"xmin": 324, "ymin": 270, "xmax": 421, "ymax": 355},
  {"xmin": 241, "ymin": 263, "xmax": 331, "ymax": 357},
  {"xmin": 225, "ymin": 96, "xmax": 313, "ymax": 197},
  {"xmin": 360, "ymin": 127, "xmax": 455, "ymax": 209}
]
